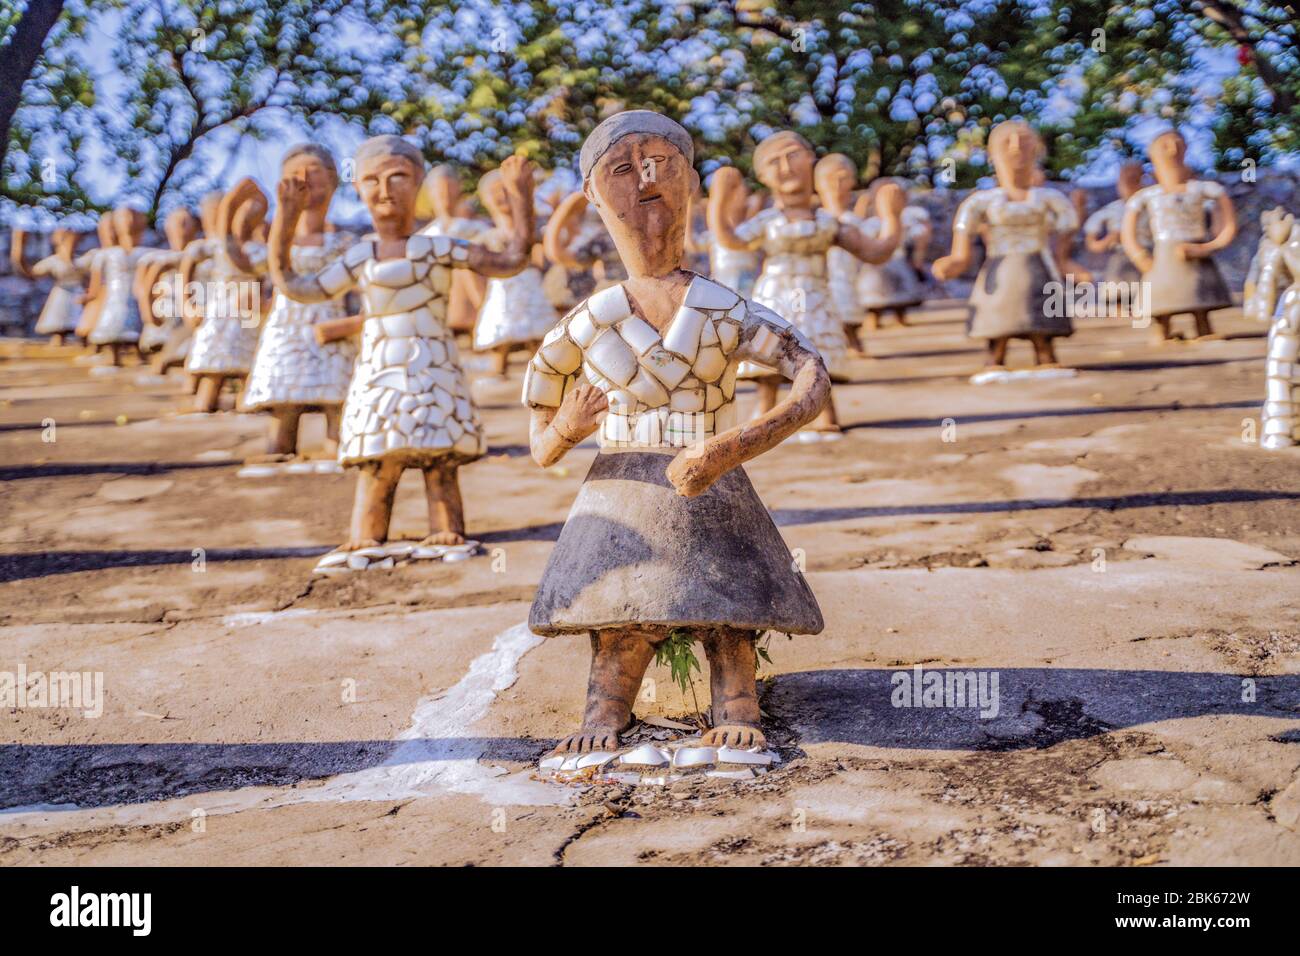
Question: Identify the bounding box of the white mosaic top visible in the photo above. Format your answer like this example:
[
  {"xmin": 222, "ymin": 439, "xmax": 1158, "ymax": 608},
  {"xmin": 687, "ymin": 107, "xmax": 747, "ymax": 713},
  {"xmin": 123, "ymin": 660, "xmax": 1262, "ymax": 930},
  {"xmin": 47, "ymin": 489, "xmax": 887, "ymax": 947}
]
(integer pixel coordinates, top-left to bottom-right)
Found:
[
  {"xmin": 522, "ymin": 275, "xmax": 813, "ymax": 449},
  {"xmin": 1124, "ymin": 180, "xmax": 1224, "ymax": 244},
  {"xmin": 954, "ymin": 187, "xmax": 1078, "ymax": 257},
  {"xmin": 733, "ymin": 206, "xmax": 839, "ymax": 275}
]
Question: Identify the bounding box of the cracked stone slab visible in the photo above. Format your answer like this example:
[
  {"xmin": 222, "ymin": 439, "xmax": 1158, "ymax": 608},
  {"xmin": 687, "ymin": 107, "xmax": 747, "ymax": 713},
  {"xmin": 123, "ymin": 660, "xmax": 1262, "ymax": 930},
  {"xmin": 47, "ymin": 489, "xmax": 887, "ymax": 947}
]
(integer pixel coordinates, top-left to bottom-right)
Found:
[{"xmin": 1122, "ymin": 535, "xmax": 1299, "ymax": 570}]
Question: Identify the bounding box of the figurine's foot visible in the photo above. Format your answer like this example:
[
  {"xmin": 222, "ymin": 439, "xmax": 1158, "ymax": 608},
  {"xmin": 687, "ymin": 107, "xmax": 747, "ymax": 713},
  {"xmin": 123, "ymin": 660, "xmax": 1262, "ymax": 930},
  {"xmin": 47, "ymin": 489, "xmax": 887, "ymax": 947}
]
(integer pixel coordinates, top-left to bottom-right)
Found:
[
  {"xmin": 550, "ymin": 727, "xmax": 621, "ymax": 755},
  {"xmin": 421, "ymin": 530, "xmax": 465, "ymax": 546},
  {"xmin": 245, "ymin": 452, "xmax": 293, "ymax": 464},
  {"xmin": 340, "ymin": 537, "xmax": 383, "ymax": 552},
  {"xmin": 700, "ymin": 723, "xmax": 766, "ymax": 750},
  {"xmin": 1194, "ymin": 332, "xmax": 1224, "ymax": 342}
]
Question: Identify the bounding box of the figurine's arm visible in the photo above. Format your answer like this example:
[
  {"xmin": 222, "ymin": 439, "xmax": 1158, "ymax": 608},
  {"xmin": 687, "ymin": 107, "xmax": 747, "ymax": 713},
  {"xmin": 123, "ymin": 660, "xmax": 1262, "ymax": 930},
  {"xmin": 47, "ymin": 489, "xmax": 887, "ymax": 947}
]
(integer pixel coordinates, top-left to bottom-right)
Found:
[
  {"xmin": 1183, "ymin": 190, "xmax": 1236, "ymax": 259},
  {"xmin": 528, "ymin": 385, "xmax": 607, "ymax": 467},
  {"xmin": 543, "ymin": 190, "xmax": 591, "ymax": 269},
  {"xmin": 706, "ymin": 167, "xmax": 757, "ymax": 252},
  {"xmin": 9, "ymin": 229, "xmax": 35, "ymax": 279},
  {"xmin": 666, "ymin": 322, "xmax": 828, "ymax": 498},
  {"xmin": 851, "ymin": 191, "xmax": 873, "ymax": 220},
  {"xmin": 1084, "ymin": 208, "xmax": 1116, "ymax": 254},
  {"xmin": 837, "ymin": 183, "xmax": 904, "ymax": 264},
  {"xmin": 464, "ymin": 156, "xmax": 535, "ymax": 278},
  {"xmin": 909, "ymin": 216, "xmax": 933, "ymax": 270},
  {"xmin": 1254, "ymin": 244, "xmax": 1288, "ymax": 322},
  {"xmin": 933, "ymin": 193, "xmax": 985, "ymax": 280},
  {"xmin": 268, "ymin": 178, "xmax": 348, "ymax": 304},
  {"xmin": 134, "ymin": 255, "xmax": 165, "ymax": 326},
  {"xmin": 217, "ymin": 178, "xmax": 267, "ymax": 274},
  {"xmin": 1120, "ymin": 200, "xmax": 1154, "ymax": 273},
  {"xmin": 80, "ymin": 255, "xmax": 105, "ymax": 306}
]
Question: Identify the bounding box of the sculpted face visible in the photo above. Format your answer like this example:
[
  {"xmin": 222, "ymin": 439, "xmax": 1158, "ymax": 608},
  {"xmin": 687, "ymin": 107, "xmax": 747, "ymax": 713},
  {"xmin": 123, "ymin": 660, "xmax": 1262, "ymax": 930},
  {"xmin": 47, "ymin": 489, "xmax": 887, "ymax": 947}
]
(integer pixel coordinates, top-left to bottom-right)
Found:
[
  {"xmin": 429, "ymin": 169, "xmax": 461, "ymax": 219},
  {"xmin": 755, "ymin": 138, "xmax": 815, "ymax": 204},
  {"xmin": 1117, "ymin": 161, "xmax": 1144, "ymax": 199},
  {"xmin": 1150, "ymin": 132, "xmax": 1186, "ymax": 169},
  {"xmin": 282, "ymin": 154, "xmax": 337, "ymax": 212},
  {"xmin": 585, "ymin": 132, "xmax": 698, "ymax": 276},
  {"xmin": 52, "ymin": 229, "xmax": 77, "ymax": 256},
  {"xmin": 164, "ymin": 209, "xmax": 199, "ymax": 250},
  {"xmin": 357, "ymin": 153, "xmax": 423, "ymax": 235},
  {"xmin": 96, "ymin": 212, "xmax": 115, "ymax": 247},
  {"xmin": 478, "ymin": 171, "xmax": 512, "ymax": 226},
  {"xmin": 989, "ymin": 122, "xmax": 1041, "ymax": 189},
  {"xmin": 232, "ymin": 192, "xmax": 268, "ymax": 240},
  {"xmin": 814, "ymin": 156, "xmax": 856, "ymax": 209},
  {"xmin": 112, "ymin": 207, "xmax": 146, "ymax": 248}
]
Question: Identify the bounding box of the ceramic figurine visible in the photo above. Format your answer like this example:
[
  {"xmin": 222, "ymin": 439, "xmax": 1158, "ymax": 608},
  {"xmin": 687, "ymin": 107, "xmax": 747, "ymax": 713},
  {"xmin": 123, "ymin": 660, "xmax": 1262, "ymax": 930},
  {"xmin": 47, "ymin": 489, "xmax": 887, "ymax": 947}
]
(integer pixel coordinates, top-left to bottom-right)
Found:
[
  {"xmin": 165, "ymin": 192, "xmax": 226, "ymax": 379},
  {"xmin": 418, "ymin": 165, "xmax": 489, "ymax": 336},
  {"xmin": 135, "ymin": 208, "xmax": 200, "ymax": 358},
  {"xmin": 1055, "ymin": 186, "xmax": 1093, "ymax": 284},
  {"xmin": 240, "ymin": 145, "xmax": 359, "ymax": 459},
  {"xmin": 708, "ymin": 131, "xmax": 903, "ymax": 433},
  {"xmin": 814, "ymin": 154, "xmax": 871, "ymax": 354},
  {"xmin": 83, "ymin": 207, "xmax": 155, "ymax": 365},
  {"xmin": 469, "ymin": 167, "xmax": 558, "ymax": 378},
  {"xmin": 703, "ymin": 184, "xmax": 762, "ymax": 299},
  {"xmin": 1245, "ymin": 207, "xmax": 1293, "ymax": 323},
  {"xmin": 1122, "ymin": 130, "xmax": 1236, "ymax": 343},
  {"xmin": 10, "ymin": 227, "xmax": 83, "ymax": 345},
  {"xmin": 523, "ymin": 111, "xmax": 828, "ymax": 763},
  {"xmin": 269, "ymin": 137, "xmax": 535, "ymax": 560},
  {"xmin": 1252, "ymin": 213, "xmax": 1300, "ymax": 449},
  {"xmin": 544, "ymin": 189, "xmax": 629, "ymax": 296},
  {"xmin": 185, "ymin": 180, "xmax": 268, "ymax": 412},
  {"xmin": 74, "ymin": 213, "xmax": 116, "ymax": 343},
  {"xmin": 933, "ymin": 121, "xmax": 1079, "ymax": 384},
  {"xmin": 1085, "ymin": 161, "xmax": 1147, "ymax": 292},
  {"xmin": 851, "ymin": 177, "xmax": 932, "ymax": 333}
]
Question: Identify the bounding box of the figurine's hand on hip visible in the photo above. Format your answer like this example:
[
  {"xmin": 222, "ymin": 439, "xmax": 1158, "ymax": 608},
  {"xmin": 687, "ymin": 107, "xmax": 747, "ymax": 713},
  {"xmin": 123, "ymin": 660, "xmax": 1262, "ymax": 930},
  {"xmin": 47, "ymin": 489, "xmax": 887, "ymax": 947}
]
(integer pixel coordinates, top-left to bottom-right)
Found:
[
  {"xmin": 666, "ymin": 445, "xmax": 724, "ymax": 498},
  {"xmin": 552, "ymin": 383, "xmax": 607, "ymax": 442}
]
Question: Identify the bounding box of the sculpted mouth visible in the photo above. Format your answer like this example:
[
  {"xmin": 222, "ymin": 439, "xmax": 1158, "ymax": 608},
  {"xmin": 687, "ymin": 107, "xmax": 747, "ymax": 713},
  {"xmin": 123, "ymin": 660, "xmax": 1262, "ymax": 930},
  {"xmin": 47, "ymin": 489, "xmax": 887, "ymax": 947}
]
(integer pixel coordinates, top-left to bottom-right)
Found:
[{"xmin": 638, "ymin": 194, "xmax": 662, "ymax": 205}]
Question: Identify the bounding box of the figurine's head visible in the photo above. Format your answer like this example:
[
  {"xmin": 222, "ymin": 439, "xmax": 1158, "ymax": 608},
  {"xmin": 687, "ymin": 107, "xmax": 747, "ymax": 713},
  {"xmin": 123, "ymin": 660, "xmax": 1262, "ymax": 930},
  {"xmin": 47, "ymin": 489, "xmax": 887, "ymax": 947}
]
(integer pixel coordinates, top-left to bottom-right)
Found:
[
  {"xmin": 476, "ymin": 168, "xmax": 512, "ymax": 228},
  {"xmin": 354, "ymin": 135, "xmax": 426, "ymax": 238},
  {"xmin": 1117, "ymin": 161, "xmax": 1144, "ymax": 200},
  {"xmin": 112, "ymin": 206, "xmax": 147, "ymax": 248},
  {"xmin": 813, "ymin": 153, "xmax": 857, "ymax": 209},
  {"xmin": 51, "ymin": 229, "xmax": 78, "ymax": 257},
  {"xmin": 427, "ymin": 165, "xmax": 462, "ymax": 220},
  {"xmin": 1148, "ymin": 130, "xmax": 1186, "ymax": 172},
  {"xmin": 281, "ymin": 143, "xmax": 339, "ymax": 213},
  {"xmin": 198, "ymin": 191, "xmax": 223, "ymax": 236},
  {"xmin": 988, "ymin": 121, "xmax": 1042, "ymax": 189},
  {"xmin": 163, "ymin": 208, "xmax": 199, "ymax": 250},
  {"xmin": 96, "ymin": 211, "xmax": 116, "ymax": 248},
  {"xmin": 580, "ymin": 110, "xmax": 698, "ymax": 277},
  {"xmin": 1264, "ymin": 208, "xmax": 1295, "ymax": 246},
  {"xmin": 753, "ymin": 131, "xmax": 815, "ymax": 205}
]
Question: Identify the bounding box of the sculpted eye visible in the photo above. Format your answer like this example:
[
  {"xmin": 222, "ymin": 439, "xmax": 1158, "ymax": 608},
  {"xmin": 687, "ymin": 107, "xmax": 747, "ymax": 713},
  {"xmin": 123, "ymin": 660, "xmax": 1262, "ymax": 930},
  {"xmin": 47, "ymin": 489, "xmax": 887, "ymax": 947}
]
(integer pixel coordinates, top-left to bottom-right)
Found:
[{"xmin": 613, "ymin": 162, "xmax": 634, "ymax": 175}]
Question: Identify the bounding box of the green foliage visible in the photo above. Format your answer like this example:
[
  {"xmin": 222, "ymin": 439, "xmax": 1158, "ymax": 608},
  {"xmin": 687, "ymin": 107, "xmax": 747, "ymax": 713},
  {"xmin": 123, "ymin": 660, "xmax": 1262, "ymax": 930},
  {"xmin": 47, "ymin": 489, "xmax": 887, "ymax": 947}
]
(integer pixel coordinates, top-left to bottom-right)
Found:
[{"xmin": 655, "ymin": 627, "xmax": 702, "ymax": 697}]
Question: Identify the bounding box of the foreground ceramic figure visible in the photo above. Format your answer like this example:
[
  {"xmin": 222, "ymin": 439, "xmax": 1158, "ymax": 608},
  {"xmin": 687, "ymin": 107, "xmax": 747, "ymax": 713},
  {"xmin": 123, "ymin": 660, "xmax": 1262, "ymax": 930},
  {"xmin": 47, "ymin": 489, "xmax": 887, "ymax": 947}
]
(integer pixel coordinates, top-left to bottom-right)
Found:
[
  {"xmin": 135, "ymin": 208, "xmax": 199, "ymax": 357},
  {"xmin": 523, "ymin": 111, "xmax": 827, "ymax": 762},
  {"xmin": 852, "ymin": 177, "xmax": 932, "ymax": 332},
  {"xmin": 185, "ymin": 182, "xmax": 268, "ymax": 412},
  {"xmin": 10, "ymin": 227, "xmax": 83, "ymax": 344},
  {"xmin": 85, "ymin": 207, "xmax": 154, "ymax": 364},
  {"xmin": 242, "ymin": 145, "xmax": 358, "ymax": 458},
  {"xmin": 1122, "ymin": 130, "xmax": 1236, "ymax": 343},
  {"xmin": 933, "ymin": 121, "xmax": 1079, "ymax": 384},
  {"xmin": 708, "ymin": 132, "xmax": 903, "ymax": 431},
  {"xmin": 270, "ymin": 137, "xmax": 535, "ymax": 556},
  {"xmin": 1251, "ymin": 212, "xmax": 1300, "ymax": 448},
  {"xmin": 470, "ymin": 168, "xmax": 558, "ymax": 376}
]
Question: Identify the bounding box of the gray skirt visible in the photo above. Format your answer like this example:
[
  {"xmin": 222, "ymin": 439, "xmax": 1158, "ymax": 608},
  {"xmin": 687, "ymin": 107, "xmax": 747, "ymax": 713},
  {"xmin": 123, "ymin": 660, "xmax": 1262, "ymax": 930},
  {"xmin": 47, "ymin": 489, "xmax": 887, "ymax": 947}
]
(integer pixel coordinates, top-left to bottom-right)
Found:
[
  {"xmin": 1145, "ymin": 240, "xmax": 1232, "ymax": 318},
  {"xmin": 1102, "ymin": 250, "xmax": 1142, "ymax": 287},
  {"xmin": 529, "ymin": 449, "xmax": 824, "ymax": 636},
  {"xmin": 967, "ymin": 251, "xmax": 1073, "ymax": 340},
  {"xmin": 858, "ymin": 258, "xmax": 926, "ymax": 311}
]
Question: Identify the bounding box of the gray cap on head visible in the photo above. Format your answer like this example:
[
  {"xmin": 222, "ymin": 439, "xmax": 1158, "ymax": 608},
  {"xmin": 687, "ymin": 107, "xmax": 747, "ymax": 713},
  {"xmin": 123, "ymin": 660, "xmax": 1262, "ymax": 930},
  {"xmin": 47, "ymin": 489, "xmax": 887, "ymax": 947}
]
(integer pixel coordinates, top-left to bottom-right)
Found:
[
  {"xmin": 355, "ymin": 134, "xmax": 426, "ymax": 174},
  {"xmin": 578, "ymin": 110, "xmax": 694, "ymax": 181}
]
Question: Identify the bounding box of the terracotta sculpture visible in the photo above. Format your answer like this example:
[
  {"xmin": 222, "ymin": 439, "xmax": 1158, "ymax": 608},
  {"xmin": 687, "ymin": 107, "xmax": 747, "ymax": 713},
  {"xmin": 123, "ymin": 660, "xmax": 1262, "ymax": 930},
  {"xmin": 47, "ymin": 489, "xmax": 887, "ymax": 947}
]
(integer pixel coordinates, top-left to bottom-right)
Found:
[
  {"xmin": 468, "ymin": 167, "xmax": 557, "ymax": 377},
  {"xmin": 814, "ymin": 154, "xmax": 871, "ymax": 353},
  {"xmin": 1244, "ymin": 207, "xmax": 1292, "ymax": 323},
  {"xmin": 523, "ymin": 111, "xmax": 827, "ymax": 763},
  {"xmin": 10, "ymin": 227, "xmax": 83, "ymax": 345},
  {"xmin": 1121, "ymin": 130, "xmax": 1236, "ymax": 343},
  {"xmin": 135, "ymin": 208, "xmax": 199, "ymax": 358},
  {"xmin": 708, "ymin": 131, "xmax": 903, "ymax": 432},
  {"xmin": 185, "ymin": 180, "xmax": 268, "ymax": 412},
  {"xmin": 269, "ymin": 137, "xmax": 535, "ymax": 562},
  {"xmin": 417, "ymin": 165, "xmax": 489, "ymax": 335},
  {"xmin": 933, "ymin": 121, "xmax": 1079, "ymax": 384},
  {"xmin": 851, "ymin": 177, "xmax": 933, "ymax": 333},
  {"xmin": 1251, "ymin": 212, "xmax": 1300, "ymax": 449},
  {"xmin": 1084, "ymin": 161, "xmax": 1147, "ymax": 290},
  {"xmin": 241, "ymin": 145, "xmax": 358, "ymax": 459},
  {"xmin": 82, "ymin": 207, "xmax": 154, "ymax": 365},
  {"xmin": 74, "ymin": 213, "xmax": 116, "ymax": 344},
  {"xmin": 166, "ymin": 193, "xmax": 225, "ymax": 379}
]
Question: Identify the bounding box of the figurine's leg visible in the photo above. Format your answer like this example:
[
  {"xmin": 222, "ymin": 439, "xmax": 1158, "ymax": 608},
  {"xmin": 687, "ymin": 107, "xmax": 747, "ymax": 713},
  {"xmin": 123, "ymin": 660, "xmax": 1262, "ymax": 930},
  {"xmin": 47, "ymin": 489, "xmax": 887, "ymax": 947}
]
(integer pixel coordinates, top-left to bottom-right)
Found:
[
  {"xmin": 194, "ymin": 374, "xmax": 222, "ymax": 413},
  {"xmin": 550, "ymin": 626, "xmax": 663, "ymax": 755},
  {"xmin": 751, "ymin": 374, "xmax": 781, "ymax": 420},
  {"xmin": 699, "ymin": 627, "xmax": 765, "ymax": 750},
  {"xmin": 864, "ymin": 310, "xmax": 881, "ymax": 332},
  {"xmin": 51, "ymin": 334, "xmax": 64, "ymax": 347},
  {"xmin": 344, "ymin": 459, "xmax": 401, "ymax": 550},
  {"xmin": 1149, "ymin": 315, "xmax": 1174, "ymax": 345},
  {"xmin": 108, "ymin": 343, "xmax": 124, "ymax": 367},
  {"xmin": 811, "ymin": 390, "xmax": 841, "ymax": 432},
  {"xmin": 894, "ymin": 307, "xmax": 909, "ymax": 327},
  {"xmin": 186, "ymin": 373, "xmax": 201, "ymax": 395},
  {"xmin": 844, "ymin": 323, "xmax": 866, "ymax": 357},
  {"xmin": 1030, "ymin": 333, "xmax": 1059, "ymax": 367},
  {"xmin": 322, "ymin": 406, "xmax": 341, "ymax": 457},
  {"xmin": 268, "ymin": 406, "xmax": 302, "ymax": 457},
  {"xmin": 1193, "ymin": 310, "xmax": 1216, "ymax": 339},
  {"xmin": 420, "ymin": 459, "xmax": 466, "ymax": 545},
  {"xmin": 487, "ymin": 344, "xmax": 510, "ymax": 377},
  {"xmin": 985, "ymin": 337, "xmax": 1009, "ymax": 368}
]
